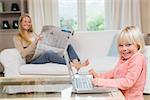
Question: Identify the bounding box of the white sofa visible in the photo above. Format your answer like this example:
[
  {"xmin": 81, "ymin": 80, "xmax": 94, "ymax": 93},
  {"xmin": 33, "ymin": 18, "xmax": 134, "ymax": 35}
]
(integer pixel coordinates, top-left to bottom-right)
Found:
[
  {"xmin": 0, "ymin": 30, "xmax": 150, "ymax": 94},
  {"xmin": 0, "ymin": 31, "xmax": 119, "ymax": 77}
]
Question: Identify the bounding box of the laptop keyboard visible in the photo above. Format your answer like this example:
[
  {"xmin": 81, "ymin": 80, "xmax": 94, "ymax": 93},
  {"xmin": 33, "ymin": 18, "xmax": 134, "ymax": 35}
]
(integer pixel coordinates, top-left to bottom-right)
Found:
[{"xmin": 75, "ymin": 77, "xmax": 93, "ymax": 89}]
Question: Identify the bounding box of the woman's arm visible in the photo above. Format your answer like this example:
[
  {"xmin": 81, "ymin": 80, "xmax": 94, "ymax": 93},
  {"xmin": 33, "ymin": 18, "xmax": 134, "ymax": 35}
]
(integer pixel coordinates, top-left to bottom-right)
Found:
[{"xmin": 13, "ymin": 35, "xmax": 38, "ymax": 58}]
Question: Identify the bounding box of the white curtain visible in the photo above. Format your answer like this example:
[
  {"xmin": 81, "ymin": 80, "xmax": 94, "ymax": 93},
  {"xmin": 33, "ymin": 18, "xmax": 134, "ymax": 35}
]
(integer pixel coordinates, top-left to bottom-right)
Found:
[
  {"xmin": 28, "ymin": 0, "xmax": 59, "ymax": 33},
  {"xmin": 105, "ymin": 0, "xmax": 141, "ymax": 30}
]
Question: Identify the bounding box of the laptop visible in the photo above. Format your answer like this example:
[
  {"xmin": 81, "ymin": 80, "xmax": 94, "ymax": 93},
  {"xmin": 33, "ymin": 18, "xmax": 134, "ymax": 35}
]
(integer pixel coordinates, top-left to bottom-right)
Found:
[{"xmin": 64, "ymin": 51, "xmax": 118, "ymax": 93}]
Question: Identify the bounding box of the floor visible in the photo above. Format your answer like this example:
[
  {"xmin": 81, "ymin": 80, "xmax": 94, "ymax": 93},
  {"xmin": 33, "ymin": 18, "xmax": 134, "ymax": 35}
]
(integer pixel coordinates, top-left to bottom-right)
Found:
[{"xmin": 0, "ymin": 72, "xmax": 150, "ymax": 99}]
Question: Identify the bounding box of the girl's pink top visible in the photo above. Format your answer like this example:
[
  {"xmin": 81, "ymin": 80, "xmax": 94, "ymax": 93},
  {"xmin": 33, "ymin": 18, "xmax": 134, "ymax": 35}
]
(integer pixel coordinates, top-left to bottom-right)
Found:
[{"xmin": 96, "ymin": 52, "xmax": 146, "ymax": 100}]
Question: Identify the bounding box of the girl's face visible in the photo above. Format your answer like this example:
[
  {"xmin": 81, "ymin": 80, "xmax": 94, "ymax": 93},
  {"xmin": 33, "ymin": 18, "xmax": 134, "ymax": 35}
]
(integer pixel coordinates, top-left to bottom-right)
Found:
[
  {"xmin": 118, "ymin": 41, "xmax": 138, "ymax": 60},
  {"xmin": 21, "ymin": 16, "xmax": 32, "ymax": 31}
]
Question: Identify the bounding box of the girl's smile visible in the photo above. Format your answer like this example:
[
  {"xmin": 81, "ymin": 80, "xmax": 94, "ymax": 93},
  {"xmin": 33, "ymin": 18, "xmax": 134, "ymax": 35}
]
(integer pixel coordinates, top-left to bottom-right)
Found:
[{"xmin": 118, "ymin": 42, "xmax": 138, "ymax": 60}]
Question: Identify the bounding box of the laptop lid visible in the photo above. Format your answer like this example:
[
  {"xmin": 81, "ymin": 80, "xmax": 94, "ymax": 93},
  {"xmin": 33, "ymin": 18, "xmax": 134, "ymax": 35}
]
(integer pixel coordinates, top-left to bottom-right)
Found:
[{"xmin": 64, "ymin": 50, "xmax": 76, "ymax": 80}]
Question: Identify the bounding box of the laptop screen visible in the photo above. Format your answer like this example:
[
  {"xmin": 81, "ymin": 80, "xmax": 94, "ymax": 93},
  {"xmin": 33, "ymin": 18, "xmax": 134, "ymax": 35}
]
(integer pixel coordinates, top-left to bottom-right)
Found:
[{"xmin": 64, "ymin": 50, "xmax": 78, "ymax": 80}]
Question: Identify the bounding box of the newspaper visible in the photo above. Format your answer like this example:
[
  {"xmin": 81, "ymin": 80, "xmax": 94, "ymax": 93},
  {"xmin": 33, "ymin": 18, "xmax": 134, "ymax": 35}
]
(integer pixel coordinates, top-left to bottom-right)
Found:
[{"xmin": 32, "ymin": 25, "xmax": 74, "ymax": 60}]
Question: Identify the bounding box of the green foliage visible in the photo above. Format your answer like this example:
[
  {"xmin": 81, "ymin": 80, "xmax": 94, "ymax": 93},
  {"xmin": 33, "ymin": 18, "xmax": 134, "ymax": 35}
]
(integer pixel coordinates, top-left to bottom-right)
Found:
[
  {"xmin": 60, "ymin": 17, "xmax": 77, "ymax": 30},
  {"xmin": 60, "ymin": 15, "xmax": 104, "ymax": 31},
  {"xmin": 87, "ymin": 16, "xmax": 104, "ymax": 31}
]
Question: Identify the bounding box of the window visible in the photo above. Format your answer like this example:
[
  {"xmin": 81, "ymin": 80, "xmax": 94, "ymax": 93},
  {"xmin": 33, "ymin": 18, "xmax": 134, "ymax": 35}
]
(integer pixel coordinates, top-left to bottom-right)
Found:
[
  {"xmin": 59, "ymin": 0, "xmax": 77, "ymax": 30},
  {"xmin": 86, "ymin": 0, "xmax": 104, "ymax": 31},
  {"xmin": 58, "ymin": 0, "xmax": 104, "ymax": 31}
]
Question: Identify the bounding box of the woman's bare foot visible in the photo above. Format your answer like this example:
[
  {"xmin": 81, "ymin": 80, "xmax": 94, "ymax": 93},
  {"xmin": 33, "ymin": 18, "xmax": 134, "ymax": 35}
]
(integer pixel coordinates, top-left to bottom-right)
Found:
[{"xmin": 70, "ymin": 59, "xmax": 89, "ymax": 71}]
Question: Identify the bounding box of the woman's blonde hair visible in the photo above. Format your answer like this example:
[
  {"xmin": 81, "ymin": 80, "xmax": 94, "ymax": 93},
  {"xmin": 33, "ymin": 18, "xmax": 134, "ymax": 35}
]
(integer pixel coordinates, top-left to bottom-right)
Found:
[
  {"xmin": 117, "ymin": 26, "xmax": 145, "ymax": 53},
  {"xmin": 18, "ymin": 14, "xmax": 34, "ymax": 43}
]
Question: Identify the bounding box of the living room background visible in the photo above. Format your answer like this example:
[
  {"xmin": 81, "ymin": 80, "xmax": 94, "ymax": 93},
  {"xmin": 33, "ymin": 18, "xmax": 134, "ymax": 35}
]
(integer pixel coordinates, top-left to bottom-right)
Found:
[
  {"xmin": 28, "ymin": 0, "xmax": 150, "ymax": 34},
  {"xmin": 0, "ymin": 0, "xmax": 150, "ymax": 99}
]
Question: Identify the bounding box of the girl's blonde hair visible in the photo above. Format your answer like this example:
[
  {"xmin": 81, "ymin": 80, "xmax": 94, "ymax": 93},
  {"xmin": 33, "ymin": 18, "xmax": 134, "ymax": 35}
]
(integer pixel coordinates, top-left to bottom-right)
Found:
[
  {"xmin": 117, "ymin": 26, "xmax": 145, "ymax": 53},
  {"xmin": 18, "ymin": 14, "xmax": 34, "ymax": 43}
]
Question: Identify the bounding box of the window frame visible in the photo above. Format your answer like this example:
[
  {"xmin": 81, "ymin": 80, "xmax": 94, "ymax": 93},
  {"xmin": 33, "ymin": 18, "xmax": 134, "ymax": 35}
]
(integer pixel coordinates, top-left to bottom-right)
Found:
[{"xmin": 56, "ymin": 0, "xmax": 104, "ymax": 31}]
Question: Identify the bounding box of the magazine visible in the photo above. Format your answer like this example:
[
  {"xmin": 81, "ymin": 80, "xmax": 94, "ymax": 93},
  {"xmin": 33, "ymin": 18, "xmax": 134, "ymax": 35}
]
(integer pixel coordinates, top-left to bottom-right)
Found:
[{"xmin": 31, "ymin": 25, "xmax": 74, "ymax": 60}]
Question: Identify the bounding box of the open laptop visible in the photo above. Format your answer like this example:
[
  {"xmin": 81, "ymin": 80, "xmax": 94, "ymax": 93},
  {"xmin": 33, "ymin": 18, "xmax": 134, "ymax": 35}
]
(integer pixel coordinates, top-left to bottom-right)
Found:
[{"xmin": 64, "ymin": 51, "xmax": 118, "ymax": 93}]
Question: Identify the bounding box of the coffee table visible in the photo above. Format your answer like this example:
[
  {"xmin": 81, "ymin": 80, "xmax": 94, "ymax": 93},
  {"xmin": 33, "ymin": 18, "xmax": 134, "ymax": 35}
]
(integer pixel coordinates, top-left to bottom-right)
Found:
[{"xmin": 0, "ymin": 76, "xmax": 125, "ymax": 100}]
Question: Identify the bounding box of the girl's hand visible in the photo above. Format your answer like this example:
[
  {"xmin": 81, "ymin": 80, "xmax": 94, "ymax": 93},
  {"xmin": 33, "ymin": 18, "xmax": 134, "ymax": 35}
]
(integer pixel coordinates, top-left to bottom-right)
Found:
[
  {"xmin": 88, "ymin": 69, "xmax": 98, "ymax": 78},
  {"xmin": 92, "ymin": 78, "xmax": 102, "ymax": 87}
]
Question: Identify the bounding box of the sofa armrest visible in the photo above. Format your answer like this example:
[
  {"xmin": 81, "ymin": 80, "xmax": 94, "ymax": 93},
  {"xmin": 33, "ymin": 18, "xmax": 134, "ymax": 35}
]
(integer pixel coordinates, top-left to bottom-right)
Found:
[
  {"xmin": 144, "ymin": 46, "xmax": 150, "ymax": 94},
  {"xmin": 0, "ymin": 48, "xmax": 26, "ymax": 77}
]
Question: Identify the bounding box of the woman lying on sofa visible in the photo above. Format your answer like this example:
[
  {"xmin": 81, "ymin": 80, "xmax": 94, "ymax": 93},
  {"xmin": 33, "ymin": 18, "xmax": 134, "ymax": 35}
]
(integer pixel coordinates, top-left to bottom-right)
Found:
[{"xmin": 13, "ymin": 14, "xmax": 89, "ymax": 71}]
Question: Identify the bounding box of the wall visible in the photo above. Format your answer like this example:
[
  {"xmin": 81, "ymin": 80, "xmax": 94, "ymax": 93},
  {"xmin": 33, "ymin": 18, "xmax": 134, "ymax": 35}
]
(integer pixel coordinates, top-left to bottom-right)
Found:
[{"xmin": 141, "ymin": 0, "xmax": 150, "ymax": 34}]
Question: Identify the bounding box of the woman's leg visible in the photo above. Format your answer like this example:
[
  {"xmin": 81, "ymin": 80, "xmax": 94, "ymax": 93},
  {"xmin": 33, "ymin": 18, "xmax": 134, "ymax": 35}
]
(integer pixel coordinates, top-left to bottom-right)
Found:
[
  {"xmin": 31, "ymin": 50, "xmax": 66, "ymax": 64},
  {"xmin": 67, "ymin": 44, "xmax": 80, "ymax": 61}
]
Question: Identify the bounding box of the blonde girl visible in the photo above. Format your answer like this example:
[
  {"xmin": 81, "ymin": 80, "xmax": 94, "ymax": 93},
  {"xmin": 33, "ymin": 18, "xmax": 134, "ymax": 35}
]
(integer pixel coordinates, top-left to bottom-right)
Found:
[{"xmin": 89, "ymin": 26, "xmax": 146, "ymax": 100}]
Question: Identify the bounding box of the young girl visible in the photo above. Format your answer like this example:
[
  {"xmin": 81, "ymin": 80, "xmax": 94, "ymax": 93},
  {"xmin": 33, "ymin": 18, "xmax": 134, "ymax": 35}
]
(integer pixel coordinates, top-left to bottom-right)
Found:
[
  {"xmin": 13, "ymin": 14, "xmax": 89, "ymax": 68},
  {"xmin": 89, "ymin": 26, "xmax": 146, "ymax": 100}
]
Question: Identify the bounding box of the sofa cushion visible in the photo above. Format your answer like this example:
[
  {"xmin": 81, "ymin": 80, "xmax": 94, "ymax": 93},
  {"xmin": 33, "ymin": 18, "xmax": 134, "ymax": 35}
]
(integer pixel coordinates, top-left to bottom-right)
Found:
[
  {"xmin": 19, "ymin": 56, "xmax": 119, "ymax": 75},
  {"xmin": 70, "ymin": 30, "xmax": 119, "ymax": 60},
  {"xmin": 79, "ymin": 56, "xmax": 119, "ymax": 74},
  {"xmin": 19, "ymin": 63, "xmax": 69, "ymax": 75},
  {"xmin": 107, "ymin": 34, "xmax": 119, "ymax": 57}
]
